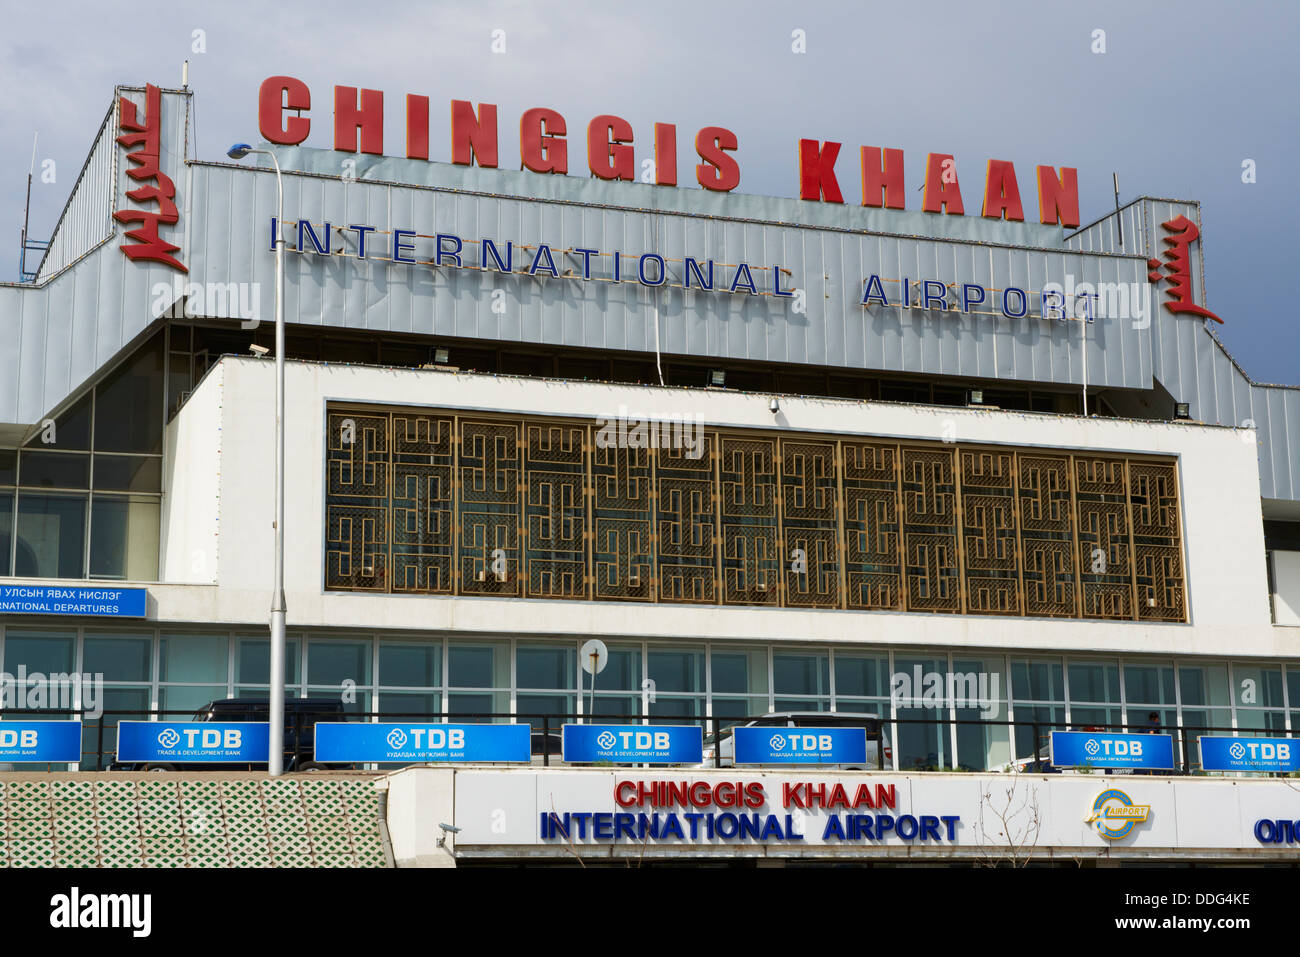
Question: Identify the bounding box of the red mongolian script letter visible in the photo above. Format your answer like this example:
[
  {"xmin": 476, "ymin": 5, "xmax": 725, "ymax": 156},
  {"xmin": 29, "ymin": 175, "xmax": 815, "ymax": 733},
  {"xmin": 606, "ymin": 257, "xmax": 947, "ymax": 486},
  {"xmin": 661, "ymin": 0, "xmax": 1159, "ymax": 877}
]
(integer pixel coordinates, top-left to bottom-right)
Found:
[{"xmin": 112, "ymin": 83, "xmax": 187, "ymax": 272}]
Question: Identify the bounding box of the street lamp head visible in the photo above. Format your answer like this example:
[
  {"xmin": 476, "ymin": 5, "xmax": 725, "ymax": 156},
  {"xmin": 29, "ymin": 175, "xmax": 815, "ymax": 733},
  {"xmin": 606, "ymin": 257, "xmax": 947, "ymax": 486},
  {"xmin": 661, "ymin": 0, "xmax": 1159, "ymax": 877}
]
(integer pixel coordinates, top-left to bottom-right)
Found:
[{"xmin": 226, "ymin": 142, "xmax": 254, "ymax": 160}]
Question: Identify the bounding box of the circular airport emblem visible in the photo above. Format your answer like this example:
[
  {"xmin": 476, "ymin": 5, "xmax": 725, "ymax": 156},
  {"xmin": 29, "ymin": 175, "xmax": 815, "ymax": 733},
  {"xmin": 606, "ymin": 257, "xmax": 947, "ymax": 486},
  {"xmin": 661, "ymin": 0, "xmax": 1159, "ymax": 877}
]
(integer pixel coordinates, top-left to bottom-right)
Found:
[
  {"xmin": 770, "ymin": 734, "xmax": 787, "ymax": 751},
  {"xmin": 1085, "ymin": 738, "xmax": 1100, "ymax": 756},
  {"xmin": 386, "ymin": 728, "xmax": 408, "ymax": 750},
  {"xmin": 157, "ymin": 728, "xmax": 180, "ymax": 749},
  {"xmin": 596, "ymin": 731, "xmax": 617, "ymax": 750},
  {"xmin": 1230, "ymin": 742, "xmax": 1247, "ymax": 760},
  {"xmin": 1085, "ymin": 789, "xmax": 1152, "ymax": 840}
]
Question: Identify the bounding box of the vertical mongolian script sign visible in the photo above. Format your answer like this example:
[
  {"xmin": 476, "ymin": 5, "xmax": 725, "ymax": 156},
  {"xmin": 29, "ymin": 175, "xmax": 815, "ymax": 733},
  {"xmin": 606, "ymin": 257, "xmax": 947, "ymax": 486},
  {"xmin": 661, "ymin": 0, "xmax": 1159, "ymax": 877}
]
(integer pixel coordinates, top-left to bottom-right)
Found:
[
  {"xmin": 112, "ymin": 83, "xmax": 187, "ymax": 272},
  {"xmin": 1148, "ymin": 214, "xmax": 1220, "ymax": 324}
]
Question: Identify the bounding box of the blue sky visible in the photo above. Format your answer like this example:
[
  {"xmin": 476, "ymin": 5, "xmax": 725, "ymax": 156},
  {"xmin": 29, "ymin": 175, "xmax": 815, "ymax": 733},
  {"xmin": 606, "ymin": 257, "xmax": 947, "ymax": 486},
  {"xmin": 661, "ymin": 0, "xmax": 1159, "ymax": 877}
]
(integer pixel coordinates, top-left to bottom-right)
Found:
[{"xmin": 3, "ymin": 0, "xmax": 1296, "ymax": 383}]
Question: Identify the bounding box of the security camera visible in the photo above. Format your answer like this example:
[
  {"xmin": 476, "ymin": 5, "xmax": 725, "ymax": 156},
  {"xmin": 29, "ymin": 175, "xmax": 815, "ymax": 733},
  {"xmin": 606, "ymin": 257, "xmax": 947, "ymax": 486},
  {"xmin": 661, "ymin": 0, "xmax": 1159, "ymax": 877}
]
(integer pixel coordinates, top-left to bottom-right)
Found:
[
  {"xmin": 437, "ymin": 822, "xmax": 462, "ymax": 849},
  {"xmin": 769, "ymin": 397, "xmax": 780, "ymax": 414},
  {"xmin": 249, "ymin": 344, "xmax": 269, "ymax": 356}
]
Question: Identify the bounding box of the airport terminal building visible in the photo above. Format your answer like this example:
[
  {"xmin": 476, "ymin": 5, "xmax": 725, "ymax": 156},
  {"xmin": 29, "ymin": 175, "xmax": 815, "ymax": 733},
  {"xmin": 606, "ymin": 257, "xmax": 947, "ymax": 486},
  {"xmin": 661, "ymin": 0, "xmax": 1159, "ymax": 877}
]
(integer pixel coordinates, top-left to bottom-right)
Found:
[{"xmin": 0, "ymin": 81, "xmax": 1298, "ymax": 863}]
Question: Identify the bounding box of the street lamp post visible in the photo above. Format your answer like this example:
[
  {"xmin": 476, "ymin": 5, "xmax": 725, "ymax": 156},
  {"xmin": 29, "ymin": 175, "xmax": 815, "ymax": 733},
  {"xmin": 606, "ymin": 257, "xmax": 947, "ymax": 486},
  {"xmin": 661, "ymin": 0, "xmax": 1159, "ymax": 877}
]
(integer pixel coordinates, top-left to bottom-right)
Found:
[{"xmin": 227, "ymin": 142, "xmax": 287, "ymax": 776}]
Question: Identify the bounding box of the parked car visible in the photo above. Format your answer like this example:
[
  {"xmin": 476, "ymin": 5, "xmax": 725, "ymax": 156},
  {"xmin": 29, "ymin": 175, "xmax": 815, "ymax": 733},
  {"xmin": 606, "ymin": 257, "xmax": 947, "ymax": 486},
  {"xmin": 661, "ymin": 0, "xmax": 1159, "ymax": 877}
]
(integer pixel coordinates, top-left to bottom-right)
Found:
[
  {"xmin": 109, "ymin": 697, "xmax": 351, "ymax": 772},
  {"xmin": 699, "ymin": 711, "xmax": 892, "ymax": 770}
]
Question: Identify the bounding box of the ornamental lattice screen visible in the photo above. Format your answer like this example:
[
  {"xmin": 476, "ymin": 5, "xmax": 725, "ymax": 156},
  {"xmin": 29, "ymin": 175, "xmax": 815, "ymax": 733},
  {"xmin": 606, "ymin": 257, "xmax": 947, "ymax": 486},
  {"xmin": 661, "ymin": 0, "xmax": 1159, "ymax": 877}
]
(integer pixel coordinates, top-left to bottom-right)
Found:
[{"xmin": 324, "ymin": 408, "xmax": 1187, "ymax": 622}]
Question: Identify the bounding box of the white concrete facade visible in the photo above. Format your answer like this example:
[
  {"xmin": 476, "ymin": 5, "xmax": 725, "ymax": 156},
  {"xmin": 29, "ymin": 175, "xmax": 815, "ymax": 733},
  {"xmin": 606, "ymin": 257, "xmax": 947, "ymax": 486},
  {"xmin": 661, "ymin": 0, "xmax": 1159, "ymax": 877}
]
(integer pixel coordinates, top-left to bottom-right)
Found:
[{"xmin": 127, "ymin": 355, "xmax": 1288, "ymax": 660}]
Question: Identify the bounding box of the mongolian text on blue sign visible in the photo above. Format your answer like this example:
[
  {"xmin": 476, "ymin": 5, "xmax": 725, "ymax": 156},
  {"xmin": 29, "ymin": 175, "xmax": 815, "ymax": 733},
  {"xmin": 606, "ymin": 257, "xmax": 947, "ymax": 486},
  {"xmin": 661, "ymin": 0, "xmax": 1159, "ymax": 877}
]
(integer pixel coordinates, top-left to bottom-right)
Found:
[
  {"xmin": 733, "ymin": 726, "xmax": 867, "ymax": 765},
  {"xmin": 0, "ymin": 585, "xmax": 146, "ymax": 618},
  {"xmin": 314, "ymin": 722, "xmax": 530, "ymax": 763},
  {"xmin": 0, "ymin": 720, "xmax": 82, "ymax": 762},
  {"xmin": 1050, "ymin": 730, "xmax": 1176, "ymax": 770}
]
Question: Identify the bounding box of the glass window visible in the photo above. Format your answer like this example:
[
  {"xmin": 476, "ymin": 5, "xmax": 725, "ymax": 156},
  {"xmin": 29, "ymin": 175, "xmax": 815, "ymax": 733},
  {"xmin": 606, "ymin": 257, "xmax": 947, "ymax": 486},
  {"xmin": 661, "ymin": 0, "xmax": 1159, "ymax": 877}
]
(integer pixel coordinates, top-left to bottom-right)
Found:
[
  {"xmin": 1179, "ymin": 664, "xmax": 1230, "ymax": 707},
  {"xmin": 649, "ymin": 696, "xmax": 704, "ymax": 718},
  {"xmin": 378, "ymin": 642, "xmax": 440, "ymax": 688},
  {"xmin": 94, "ymin": 333, "xmax": 164, "ymax": 454},
  {"xmin": 0, "ymin": 490, "xmax": 12, "ymax": 576},
  {"xmin": 83, "ymin": 634, "xmax": 152, "ymax": 683},
  {"xmin": 711, "ymin": 648, "xmax": 768, "ymax": 696},
  {"xmin": 91, "ymin": 686, "xmax": 151, "ymax": 769},
  {"xmin": 236, "ymin": 636, "xmax": 301, "ymax": 685},
  {"xmin": 648, "ymin": 647, "xmax": 704, "ymax": 694},
  {"xmin": 377, "ymin": 691, "xmax": 440, "ymax": 719},
  {"xmin": 1011, "ymin": 659, "xmax": 1064, "ymax": 702},
  {"xmin": 517, "ymin": 693, "xmax": 576, "ymax": 727},
  {"xmin": 446, "ymin": 691, "xmax": 507, "ymax": 720},
  {"xmin": 18, "ymin": 452, "xmax": 90, "ymax": 489},
  {"xmin": 0, "ymin": 449, "xmax": 14, "ymax": 485},
  {"xmin": 88, "ymin": 495, "xmax": 159, "ymax": 580},
  {"xmin": 93, "ymin": 456, "xmax": 162, "ymax": 493},
  {"xmin": 3, "ymin": 631, "xmax": 75, "ymax": 674},
  {"xmin": 590, "ymin": 694, "xmax": 641, "ymax": 719},
  {"xmin": 952, "ymin": 656, "xmax": 1011, "ymax": 772},
  {"xmin": 596, "ymin": 644, "xmax": 641, "ymax": 692},
  {"xmin": 161, "ymin": 685, "xmax": 228, "ymax": 715},
  {"xmin": 834, "ymin": 653, "xmax": 888, "ymax": 699},
  {"xmin": 517, "ymin": 644, "xmax": 576, "ymax": 690},
  {"xmin": 14, "ymin": 492, "xmax": 87, "ymax": 578},
  {"xmin": 1068, "ymin": 661, "xmax": 1121, "ymax": 703},
  {"xmin": 893, "ymin": 656, "xmax": 948, "ymax": 770},
  {"xmin": 307, "ymin": 638, "xmax": 372, "ymax": 686},
  {"xmin": 1231, "ymin": 664, "xmax": 1285, "ymax": 709},
  {"xmin": 447, "ymin": 642, "xmax": 509, "ymax": 688},
  {"xmin": 773, "ymin": 651, "xmax": 830, "ymax": 698},
  {"xmin": 159, "ymin": 633, "xmax": 228, "ymax": 684},
  {"xmin": 36, "ymin": 394, "xmax": 92, "ymax": 451},
  {"xmin": 1123, "ymin": 663, "xmax": 1176, "ymax": 705},
  {"xmin": 307, "ymin": 688, "xmax": 370, "ymax": 716}
]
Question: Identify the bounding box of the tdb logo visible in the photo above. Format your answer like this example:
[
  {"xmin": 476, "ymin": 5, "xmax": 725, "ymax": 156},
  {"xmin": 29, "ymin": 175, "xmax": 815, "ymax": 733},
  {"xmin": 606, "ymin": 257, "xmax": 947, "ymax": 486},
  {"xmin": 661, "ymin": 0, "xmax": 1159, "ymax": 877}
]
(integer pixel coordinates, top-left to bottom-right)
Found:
[
  {"xmin": 596, "ymin": 731, "xmax": 617, "ymax": 750},
  {"xmin": 1085, "ymin": 789, "xmax": 1151, "ymax": 840},
  {"xmin": 603, "ymin": 731, "xmax": 672, "ymax": 751},
  {"xmin": 404, "ymin": 728, "xmax": 465, "ymax": 750},
  {"xmin": 0, "ymin": 729, "xmax": 38, "ymax": 748},
  {"xmin": 770, "ymin": 734, "xmax": 787, "ymax": 751},
  {"xmin": 158, "ymin": 728, "xmax": 242, "ymax": 750},
  {"xmin": 1234, "ymin": 741, "xmax": 1289, "ymax": 761},
  {"xmin": 788, "ymin": 734, "xmax": 834, "ymax": 752},
  {"xmin": 387, "ymin": 728, "xmax": 407, "ymax": 749},
  {"xmin": 1086, "ymin": 737, "xmax": 1142, "ymax": 757}
]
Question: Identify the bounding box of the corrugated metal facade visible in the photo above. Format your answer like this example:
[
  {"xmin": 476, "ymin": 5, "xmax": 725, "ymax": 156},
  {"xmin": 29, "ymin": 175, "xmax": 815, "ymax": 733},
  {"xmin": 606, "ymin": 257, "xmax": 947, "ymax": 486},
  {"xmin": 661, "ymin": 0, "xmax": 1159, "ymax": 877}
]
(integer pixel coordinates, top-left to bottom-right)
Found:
[{"xmin": 0, "ymin": 87, "xmax": 1296, "ymax": 502}]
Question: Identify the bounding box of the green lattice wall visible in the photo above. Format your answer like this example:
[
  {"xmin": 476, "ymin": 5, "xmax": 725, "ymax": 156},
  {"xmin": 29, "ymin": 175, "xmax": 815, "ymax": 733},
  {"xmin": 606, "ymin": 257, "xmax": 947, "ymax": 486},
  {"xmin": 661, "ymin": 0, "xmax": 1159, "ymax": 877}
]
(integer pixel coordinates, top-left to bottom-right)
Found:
[{"xmin": 0, "ymin": 773, "xmax": 390, "ymax": 868}]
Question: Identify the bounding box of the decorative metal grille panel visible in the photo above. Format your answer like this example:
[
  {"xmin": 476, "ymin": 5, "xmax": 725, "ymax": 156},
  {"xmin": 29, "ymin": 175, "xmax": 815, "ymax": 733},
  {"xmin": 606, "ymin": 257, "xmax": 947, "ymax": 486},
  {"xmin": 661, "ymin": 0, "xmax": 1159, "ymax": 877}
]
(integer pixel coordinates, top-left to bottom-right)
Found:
[
  {"xmin": 326, "ymin": 413, "xmax": 390, "ymax": 590},
  {"xmin": 1075, "ymin": 457, "xmax": 1134, "ymax": 620},
  {"xmin": 391, "ymin": 414, "xmax": 453, "ymax": 593},
  {"xmin": 524, "ymin": 423, "xmax": 587, "ymax": 599},
  {"xmin": 323, "ymin": 407, "xmax": 1187, "ymax": 623},
  {"xmin": 592, "ymin": 443, "xmax": 653, "ymax": 601},
  {"xmin": 1017, "ymin": 455, "xmax": 1077, "ymax": 617},
  {"xmin": 780, "ymin": 442, "xmax": 840, "ymax": 607},
  {"xmin": 901, "ymin": 448, "xmax": 961, "ymax": 613},
  {"xmin": 960, "ymin": 449, "xmax": 1020, "ymax": 615},
  {"xmin": 842, "ymin": 442, "xmax": 903, "ymax": 610},
  {"xmin": 656, "ymin": 437, "xmax": 717, "ymax": 603},
  {"xmin": 719, "ymin": 437, "xmax": 778, "ymax": 605},
  {"xmin": 459, "ymin": 421, "xmax": 521, "ymax": 595}
]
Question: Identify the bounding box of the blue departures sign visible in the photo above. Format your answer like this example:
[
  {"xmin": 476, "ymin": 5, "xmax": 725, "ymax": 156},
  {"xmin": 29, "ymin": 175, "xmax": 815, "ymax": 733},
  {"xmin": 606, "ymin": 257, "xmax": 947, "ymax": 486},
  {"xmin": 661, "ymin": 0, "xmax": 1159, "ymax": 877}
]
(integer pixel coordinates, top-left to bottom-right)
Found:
[
  {"xmin": 562, "ymin": 725, "xmax": 703, "ymax": 764},
  {"xmin": 314, "ymin": 722, "xmax": 530, "ymax": 763},
  {"xmin": 116, "ymin": 722, "xmax": 269, "ymax": 763},
  {"xmin": 0, "ymin": 721, "xmax": 82, "ymax": 762},
  {"xmin": 733, "ymin": 726, "xmax": 867, "ymax": 765},
  {"xmin": 0, "ymin": 585, "xmax": 146, "ymax": 618},
  {"xmin": 1199, "ymin": 736, "xmax": 1300, "ymax": 773},
  {"xmin": 1050, "ymin": 730, "xmax": 1176, "ymax": 770}
]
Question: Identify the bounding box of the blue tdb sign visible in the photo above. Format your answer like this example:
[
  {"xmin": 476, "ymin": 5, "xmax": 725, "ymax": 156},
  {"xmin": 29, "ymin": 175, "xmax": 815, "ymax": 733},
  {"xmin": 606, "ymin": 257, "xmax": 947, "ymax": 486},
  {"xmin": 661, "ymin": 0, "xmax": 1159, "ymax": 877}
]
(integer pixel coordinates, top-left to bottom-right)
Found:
[
  {"xmin": 314, "ymin": 723, "xmax": 530, "ymax": 763},
  {"xmin": 1050, "ymin": 730, "xmax": 1176, "ymax": 770},
  {"xmin": 562, "ymin": 725, "xmax": 702, "ymax": 764},
  {"xmin": 116, "ymin": 722, "xmax": 269, "ymax": 763},
  {"xmin": 733, "ymin": 726, "xmax": 867, "ymax": 765},
  {"xmin": 1199, "ymin": 736, "xmax": 1299, "ymax": 773},
  {"xmin": 0, "ymin": 721, "xmax": 82, "ymax": 762}
]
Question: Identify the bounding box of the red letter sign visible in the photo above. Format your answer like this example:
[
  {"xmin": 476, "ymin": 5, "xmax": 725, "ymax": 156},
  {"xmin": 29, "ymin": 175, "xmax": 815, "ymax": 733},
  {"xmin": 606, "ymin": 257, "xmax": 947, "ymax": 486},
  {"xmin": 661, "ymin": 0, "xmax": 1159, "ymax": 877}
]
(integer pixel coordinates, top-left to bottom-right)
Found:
[
  {"xmin": 112, "ymin": 84, "xmax": 186, "ymax": 272},
  {"xmin": 258, "ymin": 76, "xmax": 310, "ymax": 146},
  {"xmin": 520, "ymin": 108, "xmax": 567, "ymax": 174},
  {"xmin": 334, "ymin": 86, "xmax": 383, "ymax": 155},
  {"xmin": 799, "ymin": 139, "xmax": 843, "ymax": 203},
  {"xmin": 696, "ymin": 127, "xmax": 739, "ymax": 192},
  {"xmin": 861, "ymin": 146, "xmax": 904, "ymax": 209},
  {"xmin": 981, "ymin": 160, "xmax": 1025, "ymax": 221},
  {"xmin": 1036, "ymin": 165, "xmax": 1080, "ymax": 228},
  {"xmin": 922, "ymin": 153, "xmax": 964, "ymax": 215},
  {"xmin": 588, "ymin": 115, "xmax": 635, "ymax": 181},
  {"xmin": 451, "ymin": 100, "xmax": 499, "ymax": 168}
]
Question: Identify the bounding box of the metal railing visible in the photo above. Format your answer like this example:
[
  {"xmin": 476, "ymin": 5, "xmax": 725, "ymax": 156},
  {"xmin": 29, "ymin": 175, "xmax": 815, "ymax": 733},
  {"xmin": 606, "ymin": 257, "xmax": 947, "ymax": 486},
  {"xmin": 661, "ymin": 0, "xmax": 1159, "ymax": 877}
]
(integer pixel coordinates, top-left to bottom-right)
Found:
[{"xmin": 0, "ymin": 708, "xmax": 1291, "ymax": 776}]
